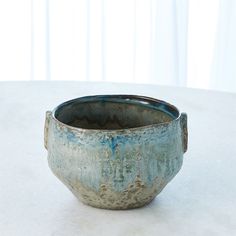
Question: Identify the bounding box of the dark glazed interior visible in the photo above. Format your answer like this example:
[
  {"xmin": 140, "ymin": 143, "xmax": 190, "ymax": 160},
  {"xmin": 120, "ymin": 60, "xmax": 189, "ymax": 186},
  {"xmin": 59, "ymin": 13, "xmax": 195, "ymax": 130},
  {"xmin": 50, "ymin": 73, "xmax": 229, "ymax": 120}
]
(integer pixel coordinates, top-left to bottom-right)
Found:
[{"xmin": 54, "ymin": 95, "xmax": 179, "ymax": 130}]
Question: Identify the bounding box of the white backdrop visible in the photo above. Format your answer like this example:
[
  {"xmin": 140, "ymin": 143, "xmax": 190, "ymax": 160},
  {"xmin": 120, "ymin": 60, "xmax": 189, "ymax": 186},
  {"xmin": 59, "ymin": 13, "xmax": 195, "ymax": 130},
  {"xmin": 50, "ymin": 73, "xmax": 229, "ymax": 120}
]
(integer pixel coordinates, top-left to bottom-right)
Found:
[{"xmin": 0, "ymin": 0, "xmax": 235, "ymax": 92}]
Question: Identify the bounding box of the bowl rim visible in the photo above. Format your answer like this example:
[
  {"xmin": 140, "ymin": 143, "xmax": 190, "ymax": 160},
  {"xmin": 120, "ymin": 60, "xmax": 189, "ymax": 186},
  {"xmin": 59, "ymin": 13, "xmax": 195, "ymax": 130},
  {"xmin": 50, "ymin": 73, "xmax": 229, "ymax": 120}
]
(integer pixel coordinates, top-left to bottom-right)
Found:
[{"xmin": 51, "ymin": 94, "xmax": 181, "ymax": 132}]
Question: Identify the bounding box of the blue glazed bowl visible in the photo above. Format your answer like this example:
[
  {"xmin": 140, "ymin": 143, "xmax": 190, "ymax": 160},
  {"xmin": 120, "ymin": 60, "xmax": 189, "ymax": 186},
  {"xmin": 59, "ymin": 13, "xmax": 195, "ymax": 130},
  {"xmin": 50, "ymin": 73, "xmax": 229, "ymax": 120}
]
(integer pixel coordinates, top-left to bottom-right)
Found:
[{"xmin": 44, "ymin": 95, "xmax": 188, "ymax": 209}]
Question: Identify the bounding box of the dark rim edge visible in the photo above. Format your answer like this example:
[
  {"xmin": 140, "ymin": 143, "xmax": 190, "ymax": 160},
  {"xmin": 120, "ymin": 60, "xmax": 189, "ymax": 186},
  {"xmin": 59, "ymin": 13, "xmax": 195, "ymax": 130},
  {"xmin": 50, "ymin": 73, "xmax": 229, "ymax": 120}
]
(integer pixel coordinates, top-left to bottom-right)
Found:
[{"xmin": 51, "ymin": 94, "xmax": 181, "ymax": 132}]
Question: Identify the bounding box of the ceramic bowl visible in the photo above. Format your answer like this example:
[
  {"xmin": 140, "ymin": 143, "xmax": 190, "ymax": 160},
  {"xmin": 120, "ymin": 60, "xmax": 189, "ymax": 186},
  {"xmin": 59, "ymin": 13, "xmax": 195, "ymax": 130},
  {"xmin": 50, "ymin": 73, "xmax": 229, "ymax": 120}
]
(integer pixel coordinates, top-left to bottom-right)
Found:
[{"xmin": 44, "ymin": 95, "xmax": 188, "ymax": 209}]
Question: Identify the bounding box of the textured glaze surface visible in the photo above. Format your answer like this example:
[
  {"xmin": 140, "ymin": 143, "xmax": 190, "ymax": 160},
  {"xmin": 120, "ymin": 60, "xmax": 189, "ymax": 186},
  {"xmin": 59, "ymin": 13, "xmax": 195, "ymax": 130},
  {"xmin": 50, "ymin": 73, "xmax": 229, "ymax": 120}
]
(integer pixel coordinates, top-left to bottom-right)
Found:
[{"xmin": 45, "ymin": 95, "xmax": 187, "ymax": 209}]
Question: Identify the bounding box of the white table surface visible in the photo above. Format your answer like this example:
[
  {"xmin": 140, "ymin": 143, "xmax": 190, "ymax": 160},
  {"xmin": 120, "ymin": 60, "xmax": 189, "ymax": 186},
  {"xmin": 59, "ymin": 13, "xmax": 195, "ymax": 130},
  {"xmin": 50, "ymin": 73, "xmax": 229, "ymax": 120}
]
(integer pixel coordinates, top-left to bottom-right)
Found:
[{"xmin": 0, "ymin": 81, "xmax": 236, "ymax": 236}]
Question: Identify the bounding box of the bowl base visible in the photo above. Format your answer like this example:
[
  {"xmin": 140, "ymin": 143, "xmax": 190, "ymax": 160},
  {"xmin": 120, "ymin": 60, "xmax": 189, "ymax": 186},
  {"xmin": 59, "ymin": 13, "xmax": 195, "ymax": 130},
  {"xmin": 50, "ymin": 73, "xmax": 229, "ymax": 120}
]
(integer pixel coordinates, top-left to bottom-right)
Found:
[
  {"xmin": 79, "ymin": 196, "xmax": 156, "ymax": 210},
  {"xmin": 67, "ymin": 179, "xmax": 166, "ymax": 210}
]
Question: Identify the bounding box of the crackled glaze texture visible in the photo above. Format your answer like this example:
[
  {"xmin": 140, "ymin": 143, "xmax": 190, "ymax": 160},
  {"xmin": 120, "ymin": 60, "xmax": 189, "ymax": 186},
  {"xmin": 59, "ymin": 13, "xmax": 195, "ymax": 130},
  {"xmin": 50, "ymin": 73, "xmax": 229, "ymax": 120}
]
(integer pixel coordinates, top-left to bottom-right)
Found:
[{"xmin": 44, "ymin": 95, "xmax": 188, "ymax": 209}]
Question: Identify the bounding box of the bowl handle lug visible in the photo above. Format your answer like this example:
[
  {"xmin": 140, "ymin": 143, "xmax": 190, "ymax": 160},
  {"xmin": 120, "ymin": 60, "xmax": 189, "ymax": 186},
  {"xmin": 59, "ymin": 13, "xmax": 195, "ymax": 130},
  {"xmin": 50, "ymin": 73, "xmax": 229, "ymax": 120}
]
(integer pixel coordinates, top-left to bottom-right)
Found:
[
  {"xmin": 44, "ymin": 111, "xmax": 52, "ymax": 150},
  {"xmin": 180, "ymin": 112, "xmax": 188, "ymax": 153}
]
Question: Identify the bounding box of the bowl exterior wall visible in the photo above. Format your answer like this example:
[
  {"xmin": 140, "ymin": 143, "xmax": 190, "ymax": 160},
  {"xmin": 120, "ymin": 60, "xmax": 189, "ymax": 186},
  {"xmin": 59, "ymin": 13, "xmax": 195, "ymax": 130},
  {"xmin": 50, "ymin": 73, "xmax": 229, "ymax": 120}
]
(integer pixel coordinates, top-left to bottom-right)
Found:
[{"xmin": 47, "ymin": 118, "xmax": 184, "ymax": 209}]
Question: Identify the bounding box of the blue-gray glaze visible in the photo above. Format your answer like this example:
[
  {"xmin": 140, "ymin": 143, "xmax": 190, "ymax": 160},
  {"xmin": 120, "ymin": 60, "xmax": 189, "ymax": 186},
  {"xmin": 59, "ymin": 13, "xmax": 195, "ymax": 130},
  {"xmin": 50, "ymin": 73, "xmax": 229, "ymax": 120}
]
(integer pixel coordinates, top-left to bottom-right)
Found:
[{"xmin": 44, "ymin": 95, "xmax": 188, "ymax": 209}]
